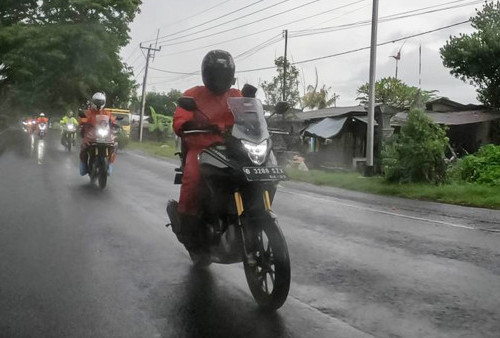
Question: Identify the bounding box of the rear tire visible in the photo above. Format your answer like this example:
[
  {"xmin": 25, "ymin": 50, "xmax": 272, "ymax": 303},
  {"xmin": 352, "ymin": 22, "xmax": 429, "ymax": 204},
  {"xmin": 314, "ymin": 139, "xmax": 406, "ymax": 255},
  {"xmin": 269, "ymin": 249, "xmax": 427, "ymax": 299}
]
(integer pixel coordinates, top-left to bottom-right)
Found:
[{"xmin": 243, "ymin": 219, "xmax": 290, "ymax": 311}]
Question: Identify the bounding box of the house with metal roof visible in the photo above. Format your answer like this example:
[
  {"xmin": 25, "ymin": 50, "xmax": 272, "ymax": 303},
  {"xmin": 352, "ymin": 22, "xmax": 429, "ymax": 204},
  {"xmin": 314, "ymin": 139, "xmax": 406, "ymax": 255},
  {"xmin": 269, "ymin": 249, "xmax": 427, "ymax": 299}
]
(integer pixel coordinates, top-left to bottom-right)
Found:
[{"xmin": 392, "ymin": 97, "xmax": 500, "ymax": 155}]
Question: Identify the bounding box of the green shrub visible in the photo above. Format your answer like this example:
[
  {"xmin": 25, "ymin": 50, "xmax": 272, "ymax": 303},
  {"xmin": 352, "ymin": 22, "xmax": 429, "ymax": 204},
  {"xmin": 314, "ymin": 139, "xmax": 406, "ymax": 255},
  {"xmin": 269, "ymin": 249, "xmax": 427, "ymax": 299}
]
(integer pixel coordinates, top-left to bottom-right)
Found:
[
  {"xmin": 116, "ymin": 130, "xmax": 130, "ymax": 149},
  {"xmin": 448, "ymin": 144, "xmax": 500, "ymax": 185},
  {"xmin": 382, "ymin": 108, "xmax": 449, "ymax": 184}
]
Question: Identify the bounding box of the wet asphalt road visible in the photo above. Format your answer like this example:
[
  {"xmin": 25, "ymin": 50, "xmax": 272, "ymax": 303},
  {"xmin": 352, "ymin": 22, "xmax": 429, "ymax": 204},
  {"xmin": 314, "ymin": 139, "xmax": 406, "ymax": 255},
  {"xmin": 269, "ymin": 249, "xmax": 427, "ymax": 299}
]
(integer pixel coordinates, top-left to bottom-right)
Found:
[{"xmin": 1, "ymin": 131, "xmax": 499, "ymax": 338}]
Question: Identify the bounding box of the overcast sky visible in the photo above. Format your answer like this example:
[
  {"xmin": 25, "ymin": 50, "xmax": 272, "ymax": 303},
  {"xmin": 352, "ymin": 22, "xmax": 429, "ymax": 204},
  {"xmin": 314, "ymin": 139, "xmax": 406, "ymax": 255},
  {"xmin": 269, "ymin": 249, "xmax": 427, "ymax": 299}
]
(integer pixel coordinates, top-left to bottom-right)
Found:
[{"xmin": 120, "ymin": 0, "xmax": 483, "ymax": 106}]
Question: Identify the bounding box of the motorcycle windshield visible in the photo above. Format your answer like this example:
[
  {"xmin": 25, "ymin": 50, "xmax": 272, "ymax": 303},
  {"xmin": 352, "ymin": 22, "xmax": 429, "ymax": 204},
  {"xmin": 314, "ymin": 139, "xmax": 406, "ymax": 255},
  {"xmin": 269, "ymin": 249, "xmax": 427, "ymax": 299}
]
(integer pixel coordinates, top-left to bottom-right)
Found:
[{"xmin": 227, "ymin": 97, "xmax": 269, "ymax": 144}]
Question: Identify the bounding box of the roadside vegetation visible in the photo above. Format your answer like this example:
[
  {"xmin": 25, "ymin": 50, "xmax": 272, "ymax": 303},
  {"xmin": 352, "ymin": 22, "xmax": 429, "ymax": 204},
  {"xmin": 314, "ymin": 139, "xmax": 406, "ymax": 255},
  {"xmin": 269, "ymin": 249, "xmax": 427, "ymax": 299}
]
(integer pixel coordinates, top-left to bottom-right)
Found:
[
  {"xmin": 287, "ymin": 169, "xmax": 500, "ymax": 209},
  {"xmin": 129, "ymin": 140, "xmax": 178, "ymax": 159}
]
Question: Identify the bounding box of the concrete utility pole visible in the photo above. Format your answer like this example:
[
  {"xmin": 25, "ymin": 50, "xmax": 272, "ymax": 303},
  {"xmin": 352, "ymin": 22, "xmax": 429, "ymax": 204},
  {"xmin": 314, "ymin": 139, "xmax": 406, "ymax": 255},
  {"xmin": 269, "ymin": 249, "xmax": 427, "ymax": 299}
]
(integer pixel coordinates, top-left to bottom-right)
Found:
[
  {"xmin": 282, "ymin": 29, "xmax": 288, "ymax": 102},
  {"xmin": 365, "ymin": 0, "xmax": 379, "ymax": 176},
  {"xmin": 139, "ymin": 43, "xmax": 161, "ymax": 142}
]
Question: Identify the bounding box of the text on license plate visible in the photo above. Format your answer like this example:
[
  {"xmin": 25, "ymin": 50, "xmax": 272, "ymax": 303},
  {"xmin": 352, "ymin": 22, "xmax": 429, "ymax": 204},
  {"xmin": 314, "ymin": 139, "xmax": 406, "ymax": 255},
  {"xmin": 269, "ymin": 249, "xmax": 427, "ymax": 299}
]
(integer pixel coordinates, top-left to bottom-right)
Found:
[{"xmin": 243, "ymin": 167, "xmax": 289, "ymax": 181}]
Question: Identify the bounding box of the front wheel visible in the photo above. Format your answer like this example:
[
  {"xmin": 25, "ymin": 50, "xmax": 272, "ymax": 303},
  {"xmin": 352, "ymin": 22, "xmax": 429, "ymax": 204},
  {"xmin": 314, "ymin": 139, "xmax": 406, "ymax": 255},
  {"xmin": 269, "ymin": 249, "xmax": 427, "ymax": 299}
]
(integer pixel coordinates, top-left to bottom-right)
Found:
[
  {"xmin": 97, "ymin": 156, "xmax": 107, "ymax": 189},
  {"xmin": 243, "ymin": 219, "xmax": 290, "ymax": 311}
]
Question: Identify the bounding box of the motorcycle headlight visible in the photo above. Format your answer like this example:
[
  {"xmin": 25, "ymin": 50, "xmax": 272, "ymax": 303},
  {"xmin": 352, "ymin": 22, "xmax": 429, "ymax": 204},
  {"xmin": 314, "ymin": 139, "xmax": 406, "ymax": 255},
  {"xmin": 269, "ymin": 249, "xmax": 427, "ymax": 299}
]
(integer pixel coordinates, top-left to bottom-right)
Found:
[
  {"xmin": 97, "ymin": 128, "xmax": 109, "ymax": 137},
  {"xmin": 242, "ymin": 140, "xmax": 268, "ymax": 165},
  {"xmin": 67, "ymin": 125, "xmax": 75, "ymax": 131}
]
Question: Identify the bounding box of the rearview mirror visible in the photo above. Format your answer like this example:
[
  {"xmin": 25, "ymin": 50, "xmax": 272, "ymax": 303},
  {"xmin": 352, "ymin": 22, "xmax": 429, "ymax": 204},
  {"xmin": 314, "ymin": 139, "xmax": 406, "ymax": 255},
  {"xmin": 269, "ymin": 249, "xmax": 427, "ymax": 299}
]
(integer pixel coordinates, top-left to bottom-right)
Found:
[
  {"xmin": 275, "ymin": 101, "xmax": 290, "ymax": 115},
  {"xmin": 177, "ymin": 97, "xmax": 198, "ymax": 111},
  {"xmin": 115, "ymin": 116, "xmax": 124, "ymax": 121}
]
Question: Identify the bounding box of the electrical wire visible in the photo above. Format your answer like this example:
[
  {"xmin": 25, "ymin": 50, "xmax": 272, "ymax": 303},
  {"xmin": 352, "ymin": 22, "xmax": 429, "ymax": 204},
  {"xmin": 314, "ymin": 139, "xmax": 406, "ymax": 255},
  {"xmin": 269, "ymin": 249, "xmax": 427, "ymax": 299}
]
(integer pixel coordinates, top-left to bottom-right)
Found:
[
  {"xmin": 153, "ymin": 0, "xmax": 293, "ymax": 45},
  {"xmin": 142, "ymin": 0, "xmax": 264, "ymax": 44},
  {"xmin": 237, "ymin": 19, "xmax": 472, "ymax": 73},
  {"xmin": 156, "ymin": 0, "xmax": 233, "ymax": 31},
  {"xmin": 234, "ymin": 34, "xmax": 283, "ymax": 61},
  {"xmin": 157, "ymin": 0, "xmax": 323, "ymax": 48},
  {"xmin": 134, "ymin": 65, "xmax": 146, "ymax": 79},
  {"xmin": 291, "ymin": 0, "xmax": 481, "ymax": 37},
  {"xmin": 156, "ymin": 0, "xmax": 366, "ymax": 58}
]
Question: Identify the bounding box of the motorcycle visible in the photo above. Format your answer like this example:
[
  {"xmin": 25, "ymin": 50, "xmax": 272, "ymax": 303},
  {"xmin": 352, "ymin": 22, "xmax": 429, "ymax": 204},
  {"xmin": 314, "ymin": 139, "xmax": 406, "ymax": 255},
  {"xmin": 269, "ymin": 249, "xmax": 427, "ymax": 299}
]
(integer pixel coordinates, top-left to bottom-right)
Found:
[
  {"xmin": 86, "ymin": 115, "xmax": 115, "ymax": 189},
  {"xmin": 62, "ymin": 122, "xmax": 76, "ymax": 151},
  {"xmin": 167, "ymin": 97, "xmax": 291, "ymax": 311},
  {"xmin": 38, "ymin": 122, "xmax": 47, "ymax": 139}
]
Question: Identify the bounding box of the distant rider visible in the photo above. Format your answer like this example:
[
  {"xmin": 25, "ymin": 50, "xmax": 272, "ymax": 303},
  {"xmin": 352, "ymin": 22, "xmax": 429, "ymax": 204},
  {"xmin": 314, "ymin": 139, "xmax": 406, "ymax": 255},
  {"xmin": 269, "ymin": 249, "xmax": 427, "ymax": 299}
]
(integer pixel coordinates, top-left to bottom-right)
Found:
[
  {"xmin": 79, "ymin": 92, "xmax": 117, "ymax": 175},
  {"xmin": 60, "ymin": 111, "xmax": 79, "ymax": 146}
]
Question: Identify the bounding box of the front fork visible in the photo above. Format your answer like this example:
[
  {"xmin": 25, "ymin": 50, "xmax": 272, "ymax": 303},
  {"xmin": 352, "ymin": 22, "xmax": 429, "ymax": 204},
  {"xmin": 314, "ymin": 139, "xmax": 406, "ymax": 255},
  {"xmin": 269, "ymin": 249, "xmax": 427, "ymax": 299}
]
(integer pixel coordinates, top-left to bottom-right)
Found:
[{"xmin": 235, "ymin": 190, "xmax": 273, "ymax": 262}]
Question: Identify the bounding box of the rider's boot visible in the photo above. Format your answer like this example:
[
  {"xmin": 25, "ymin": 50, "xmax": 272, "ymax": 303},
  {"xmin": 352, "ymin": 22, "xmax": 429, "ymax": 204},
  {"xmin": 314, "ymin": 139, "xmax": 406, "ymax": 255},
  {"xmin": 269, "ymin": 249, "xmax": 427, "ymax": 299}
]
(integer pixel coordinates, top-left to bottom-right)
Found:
[
  {"xmin": 166, "ymin": 201, "xmax": 202, "ymax": 251},
  {"xmin": 79, "ymin": 151, "xmax": 88, "ymax": 176},
  {"xmin": 79, "ymin": 162, "xmax": 88, "ymax": 176}
]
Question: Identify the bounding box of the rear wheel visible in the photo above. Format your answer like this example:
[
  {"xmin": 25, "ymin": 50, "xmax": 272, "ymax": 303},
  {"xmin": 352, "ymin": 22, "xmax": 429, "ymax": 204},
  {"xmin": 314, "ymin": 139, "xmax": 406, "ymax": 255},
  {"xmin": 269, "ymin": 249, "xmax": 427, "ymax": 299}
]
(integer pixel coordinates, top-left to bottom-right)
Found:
[{"xmin": 243, "ymin": 219, "xmax": 290, "ymax": 311}]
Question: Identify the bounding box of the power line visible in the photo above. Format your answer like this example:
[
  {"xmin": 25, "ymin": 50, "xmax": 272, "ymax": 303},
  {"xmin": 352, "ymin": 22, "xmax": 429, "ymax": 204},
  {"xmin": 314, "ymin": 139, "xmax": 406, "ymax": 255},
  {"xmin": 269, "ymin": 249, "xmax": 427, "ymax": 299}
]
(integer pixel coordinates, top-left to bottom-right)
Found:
[
  {"xmin": 291, "ymin": 0, "xmax": 480, "ymax": 37},
  {"xmin": 156, "ymin": 0, "xmax": 233, "ymax": 31},
  {"xmin": 156, "ymin": 0, "xmax": 366, "ymax": 57},
  {"xmin": 236, "ymin": 20, "xmax": 471, "ymax": 72},
  {"xmin": 149, "ymin": 67, "xmax": 199, "ymax": 75},
  {"xmin": 157, "ymin": 0, "xmax": 323, "ymax": 48},
  {"xmin": 142, "ymin": 0, "xmax": 264, "ymax": 44},
  {"xmin": 234, "ymin": 33, "xmax": 283, "ymax": 61},
  {"xmin": 154, "ymin": 0, "xmax": 293, "ymax": 45},
  {"xmin": 149, "ymin": 19, "xmax": 471, "ymax": 81},
  {"xmin": 123, "ymin": 46, "xmax": 140, "ymax": 63},
  {"xmin": 134, "ymin": 65, "xmax": 146, "ymax": 79}
]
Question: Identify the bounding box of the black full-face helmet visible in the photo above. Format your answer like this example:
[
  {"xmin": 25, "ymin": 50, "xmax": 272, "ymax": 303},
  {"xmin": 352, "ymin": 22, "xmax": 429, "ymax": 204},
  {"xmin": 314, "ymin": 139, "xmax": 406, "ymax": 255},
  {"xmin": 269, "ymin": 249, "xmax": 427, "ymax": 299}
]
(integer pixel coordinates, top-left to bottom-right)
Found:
[{"xmin": 201, "ymin": 50, "xmax": 235, "ymax": 95}]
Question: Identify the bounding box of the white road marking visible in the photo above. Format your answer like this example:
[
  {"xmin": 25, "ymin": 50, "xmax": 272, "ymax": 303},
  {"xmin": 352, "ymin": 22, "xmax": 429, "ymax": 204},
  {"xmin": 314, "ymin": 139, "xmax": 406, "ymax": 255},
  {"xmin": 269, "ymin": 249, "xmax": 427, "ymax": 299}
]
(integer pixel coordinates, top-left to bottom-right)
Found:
[{"xmin": 279, "ymin": 188, "xmax": 476, "ymax": 231}]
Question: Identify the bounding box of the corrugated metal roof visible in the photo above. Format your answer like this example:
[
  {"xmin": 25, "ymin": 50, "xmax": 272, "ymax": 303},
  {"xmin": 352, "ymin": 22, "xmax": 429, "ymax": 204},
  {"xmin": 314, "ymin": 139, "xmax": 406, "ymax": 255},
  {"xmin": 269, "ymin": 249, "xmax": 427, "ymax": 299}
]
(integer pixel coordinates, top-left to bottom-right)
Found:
[
  {"xmin": 392, "ymin": 110, "xmax": 500, "ymax": 126},
  {"xmin": 295, "ymin": 105, "xmax": 366, "ymax": 121},
  {"xmin": 304, "ymin": 117, "xmax": 348, "ymax": 139}
]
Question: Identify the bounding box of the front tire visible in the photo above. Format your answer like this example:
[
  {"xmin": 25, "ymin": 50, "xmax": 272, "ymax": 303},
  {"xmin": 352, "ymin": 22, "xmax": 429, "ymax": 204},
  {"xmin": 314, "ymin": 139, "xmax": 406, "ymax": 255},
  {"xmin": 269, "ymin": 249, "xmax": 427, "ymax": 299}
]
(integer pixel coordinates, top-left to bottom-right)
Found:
[
  {"xmin": 243, "ymin": 219, "xmax": 290, "ymax": 311},
  {"xmin": 97, "ymin": 156, "xmax": 107, "ymax": 189}
]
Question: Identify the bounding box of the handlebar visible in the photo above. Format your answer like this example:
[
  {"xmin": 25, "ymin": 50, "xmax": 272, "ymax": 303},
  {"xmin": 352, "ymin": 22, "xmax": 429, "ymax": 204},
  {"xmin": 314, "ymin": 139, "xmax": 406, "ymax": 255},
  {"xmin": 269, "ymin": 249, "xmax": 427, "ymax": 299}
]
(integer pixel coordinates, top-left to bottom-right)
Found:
[{"xmin": 183, "ymin": 129, "xmax": 217, "ymax": 134}]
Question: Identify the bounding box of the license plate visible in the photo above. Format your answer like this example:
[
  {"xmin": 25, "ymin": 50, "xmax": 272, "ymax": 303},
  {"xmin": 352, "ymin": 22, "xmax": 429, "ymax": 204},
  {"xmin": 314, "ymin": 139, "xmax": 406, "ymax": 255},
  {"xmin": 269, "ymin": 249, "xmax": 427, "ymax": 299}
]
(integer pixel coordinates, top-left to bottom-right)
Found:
[{"xmin": 243, "ymin": 166, "xmax": 289, "ymax": 181}]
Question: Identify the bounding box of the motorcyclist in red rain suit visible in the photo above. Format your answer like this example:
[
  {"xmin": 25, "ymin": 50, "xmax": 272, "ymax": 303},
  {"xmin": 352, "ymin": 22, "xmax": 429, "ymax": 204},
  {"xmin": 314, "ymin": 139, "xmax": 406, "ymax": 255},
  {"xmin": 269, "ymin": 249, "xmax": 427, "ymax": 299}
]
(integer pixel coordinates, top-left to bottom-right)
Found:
[
  {"xmin": 171, "ymin": 50, "xmax": 244, "ymax": 251},
  {"xmin": 79, "ymin": 92, "xmax": 117, "ymax": 176}
]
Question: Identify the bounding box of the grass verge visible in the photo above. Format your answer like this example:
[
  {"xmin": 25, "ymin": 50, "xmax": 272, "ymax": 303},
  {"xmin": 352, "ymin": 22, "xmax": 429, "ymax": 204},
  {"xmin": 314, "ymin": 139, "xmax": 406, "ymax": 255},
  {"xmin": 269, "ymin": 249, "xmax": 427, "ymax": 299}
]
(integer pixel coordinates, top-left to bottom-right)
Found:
[
  {"xmin": 127, "ymin": 143, "xmax": 500, "ymax": 209},
  {"xmin": 129, "ymin": 140, "xmax": 178, "ymax": 159},
  {"xmin": 288, "ymin": 169, "xmax": 500, "ymax": 209}
]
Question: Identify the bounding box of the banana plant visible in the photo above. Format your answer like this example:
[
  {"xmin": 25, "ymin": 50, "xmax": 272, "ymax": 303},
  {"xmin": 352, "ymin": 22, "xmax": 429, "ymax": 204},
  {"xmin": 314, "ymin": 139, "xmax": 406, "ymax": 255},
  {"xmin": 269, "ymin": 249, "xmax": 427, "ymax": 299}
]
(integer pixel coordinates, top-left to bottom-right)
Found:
[{"xmin": 148, "ymin": 106, "xmax": 173, "ymax": 141}]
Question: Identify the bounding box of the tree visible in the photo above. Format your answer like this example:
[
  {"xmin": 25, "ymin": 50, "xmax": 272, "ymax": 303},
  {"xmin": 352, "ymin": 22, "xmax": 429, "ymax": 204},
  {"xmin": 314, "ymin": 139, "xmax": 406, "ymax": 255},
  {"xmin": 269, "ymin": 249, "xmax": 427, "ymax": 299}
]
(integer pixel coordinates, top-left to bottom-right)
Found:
[
  {"xmin": 261, "ymin": 56, "xmax": 300, "ymax": 107},
  {"xmin": 144, "ymin": 89, "xmax": 182, "ymax": 117},
  {"xmin": 356, "ymin": 77, "xmax": 436, "ymax": 110},
  {"xmin": 0, "ymin": 0, "xmax": 141, "ymax": 118},
  {"xmin": 382, "ymin": 108, "xmax": 449, "ymax": 184},
  {"xmin": 302, "ymin": 69, "xmax": 339, "ymax": 109},
  {"xmin": 440, "ymin": 1, "xmax": 500, "ymax": 108}
]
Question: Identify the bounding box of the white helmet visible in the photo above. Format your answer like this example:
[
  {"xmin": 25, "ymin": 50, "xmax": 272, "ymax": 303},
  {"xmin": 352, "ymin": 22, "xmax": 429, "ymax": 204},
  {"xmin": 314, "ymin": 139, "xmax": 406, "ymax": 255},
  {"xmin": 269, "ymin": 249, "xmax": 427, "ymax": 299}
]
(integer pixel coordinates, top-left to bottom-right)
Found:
[
  {"xmin": 40, "ymin": 113, "xmax": 45, "ymax": 117},
  {"xmin": 91, "ymin": 92, "xmax": 106, "ymax": 110}
]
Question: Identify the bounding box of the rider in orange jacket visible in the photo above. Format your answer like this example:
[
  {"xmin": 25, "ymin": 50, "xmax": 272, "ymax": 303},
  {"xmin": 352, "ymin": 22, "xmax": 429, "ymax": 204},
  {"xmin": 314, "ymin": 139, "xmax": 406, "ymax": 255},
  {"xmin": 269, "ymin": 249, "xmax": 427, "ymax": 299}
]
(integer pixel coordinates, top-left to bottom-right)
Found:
[
  {"xmin": 172, "ymin": 50, "xmax": 242, "ymax": 250},
  {"xmin": 79, "ymin": 92, "xmax": 117, "ymax": 175}
]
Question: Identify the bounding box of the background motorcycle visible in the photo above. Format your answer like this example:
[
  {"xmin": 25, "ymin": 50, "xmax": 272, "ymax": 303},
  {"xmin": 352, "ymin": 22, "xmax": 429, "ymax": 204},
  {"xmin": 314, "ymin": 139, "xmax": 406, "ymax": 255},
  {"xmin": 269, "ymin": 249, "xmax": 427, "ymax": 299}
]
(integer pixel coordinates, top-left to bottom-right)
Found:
[
  {"xmin": 38, "ymin": 122, "xmax": 47, "ymax": 139},
  {"xmin": 87, "ymin": 115, "xmax": 117, "ymax": 189},
  {"xmin": 167, "ymin": 97, "xmax": 291, "ymax": 311},
  {"xmin": 62, "ymin": 122, "xmax": 76, "ymax": 151}
]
